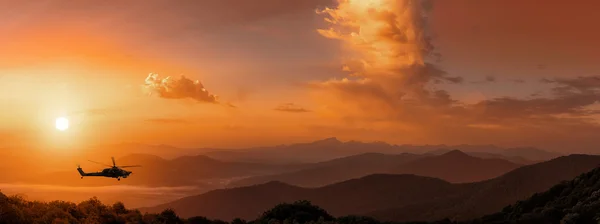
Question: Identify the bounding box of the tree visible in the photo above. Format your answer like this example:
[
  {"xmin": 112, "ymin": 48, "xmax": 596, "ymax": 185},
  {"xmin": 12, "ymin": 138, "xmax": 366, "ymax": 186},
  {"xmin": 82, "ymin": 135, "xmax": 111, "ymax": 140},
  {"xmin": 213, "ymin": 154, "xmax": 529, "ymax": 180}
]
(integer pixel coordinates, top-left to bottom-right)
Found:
[
  {"xmin": 158, "ymin": 208, "xmax": 183, "ymax": 224},
  {"xmin": 188, "ymin": 216, "xmax": 212, "ymax": 224},
  {"xmin": 112, "ymin": 202, "xmax": 128, "ymax": 215},
  {"xmin": 232, "ymin": 218, "xmax": 247, "ymax": 224},
  {"xmin": 257, "ymin": 201, "xmax": 334, "ymax": 224}
]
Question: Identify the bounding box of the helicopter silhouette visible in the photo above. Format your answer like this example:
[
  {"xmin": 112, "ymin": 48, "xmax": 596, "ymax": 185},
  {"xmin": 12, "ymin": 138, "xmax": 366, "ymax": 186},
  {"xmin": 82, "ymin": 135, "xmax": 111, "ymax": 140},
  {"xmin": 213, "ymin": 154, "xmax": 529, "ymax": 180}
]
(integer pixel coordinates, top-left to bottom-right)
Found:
[{"xmin": 77, "ymin": 157, "xmax": 141, "ymax": 181}]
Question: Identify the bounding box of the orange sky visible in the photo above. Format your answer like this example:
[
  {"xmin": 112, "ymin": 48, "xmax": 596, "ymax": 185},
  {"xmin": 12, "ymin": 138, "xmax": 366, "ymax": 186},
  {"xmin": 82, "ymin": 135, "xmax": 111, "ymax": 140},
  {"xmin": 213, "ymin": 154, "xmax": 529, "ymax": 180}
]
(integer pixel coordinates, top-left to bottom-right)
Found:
[{"xmin": 1, "ymin": 0, "xmax": 600, "ymax": 153}]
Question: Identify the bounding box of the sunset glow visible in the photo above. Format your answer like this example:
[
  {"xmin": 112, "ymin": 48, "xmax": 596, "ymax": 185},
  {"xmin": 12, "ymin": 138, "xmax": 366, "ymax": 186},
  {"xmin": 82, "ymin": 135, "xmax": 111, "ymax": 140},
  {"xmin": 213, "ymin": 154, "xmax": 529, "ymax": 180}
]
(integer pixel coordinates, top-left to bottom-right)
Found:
[
  {"xmin": 0, "ymin": 0, "xmax": 596, "ymax": 151},
  {"xmin": 1, "ymin": 1, "xmax": 600, "ymax": 223},
  {"xmin": 55, "ymin": 117, "xmax": 69, "ymax": 131}
]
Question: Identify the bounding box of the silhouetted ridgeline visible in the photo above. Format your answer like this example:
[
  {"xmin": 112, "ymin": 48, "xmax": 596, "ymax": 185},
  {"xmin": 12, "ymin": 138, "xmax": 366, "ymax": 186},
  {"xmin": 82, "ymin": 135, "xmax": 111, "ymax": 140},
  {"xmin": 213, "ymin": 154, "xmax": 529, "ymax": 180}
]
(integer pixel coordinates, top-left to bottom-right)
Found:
[
  {"xmin": 470, "ymin": 166, "xmax": 600, "ymax": 224},
  {"xmin": 3, "ymin": 164, "xmax": 600, "ymax": 224}
]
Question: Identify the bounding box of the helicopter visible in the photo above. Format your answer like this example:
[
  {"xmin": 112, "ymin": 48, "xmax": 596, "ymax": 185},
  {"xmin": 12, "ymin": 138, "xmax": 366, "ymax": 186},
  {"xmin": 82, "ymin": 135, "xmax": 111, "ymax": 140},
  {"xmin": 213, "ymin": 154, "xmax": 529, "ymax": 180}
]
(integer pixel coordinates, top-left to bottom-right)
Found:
[{"xmin": 77, "ymin": 157, "xmax": 141, "ymax": 181}]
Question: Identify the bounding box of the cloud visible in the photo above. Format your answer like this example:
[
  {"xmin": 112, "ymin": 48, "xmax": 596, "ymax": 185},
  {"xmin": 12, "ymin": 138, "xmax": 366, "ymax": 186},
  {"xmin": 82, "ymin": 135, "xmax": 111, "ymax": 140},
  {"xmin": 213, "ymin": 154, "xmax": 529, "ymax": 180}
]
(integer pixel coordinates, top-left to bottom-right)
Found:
[
  {"xmin": 470, "ymin": 75, "xmax": 496, "ymax": 84},
  {"xmin": 145, "ymin": 118, "xmax": 189, "ymax": 124},
  {"xmin": 144, "ymin": 73, "xmax": 218, "ymax": 103},
  {"xmin": 274, "ymin": 103, "xmax": 311, "ymax": 113},
  {"xmin": 467, "ymin": 123, "xmax": 511, "ymax": 130},
  {"xmin": 225, "ymin": 102, "xmax": 238, "ymax": 108},
  {"xmin": 543, "ymin": 76, "xmax": 600, "ymax": 95},
  {"xmin": 471, "ymin": 94, "xmax": 600, "ymax": 120},
  {"xmin": 452, "ymin": 76, "xmax": 600, "ymax": 132},
  {"xmin": 494, "ymin": 76, "xmax": 600, "ymax": 117},
  {"xmin": 312, "ymin": 0, "xmax": 459, "ymax": 112}
]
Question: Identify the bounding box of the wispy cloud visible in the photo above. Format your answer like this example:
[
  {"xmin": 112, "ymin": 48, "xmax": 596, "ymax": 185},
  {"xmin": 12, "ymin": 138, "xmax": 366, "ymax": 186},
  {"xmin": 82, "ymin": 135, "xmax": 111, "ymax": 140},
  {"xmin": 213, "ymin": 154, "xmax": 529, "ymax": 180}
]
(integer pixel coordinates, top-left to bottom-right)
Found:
[
  {"xmin": 470, "ymin": 75, "xmax": 496, "ymax": 84},
  {"xmin": 274, "ymin": 103, "xmax": 311, "ymax": 113},
  {"xmin": 145, "ymin": 118, "xmax": 190, "ymax": 124}
]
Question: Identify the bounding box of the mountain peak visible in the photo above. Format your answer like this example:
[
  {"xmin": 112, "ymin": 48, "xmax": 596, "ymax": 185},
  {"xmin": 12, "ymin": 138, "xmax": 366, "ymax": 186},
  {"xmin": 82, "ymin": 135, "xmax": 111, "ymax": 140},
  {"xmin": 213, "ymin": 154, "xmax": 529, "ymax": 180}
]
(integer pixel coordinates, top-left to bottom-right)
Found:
[
  {"xmin": 441, "ymin": 149, "xmax": 470, "ymax": 158},
  {"xmin": 312, "ymin": 137, "xmax": 342, "ymax": 144},
  {"xmin": 172, "ymin": 154, "xmax": 219, "ymax": 163}
]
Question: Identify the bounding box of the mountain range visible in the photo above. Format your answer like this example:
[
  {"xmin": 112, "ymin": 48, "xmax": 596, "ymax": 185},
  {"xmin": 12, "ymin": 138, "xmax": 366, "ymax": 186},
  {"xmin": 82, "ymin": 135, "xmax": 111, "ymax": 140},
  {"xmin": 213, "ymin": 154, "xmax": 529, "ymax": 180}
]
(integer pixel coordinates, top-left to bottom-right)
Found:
[
  {"xmin": 3, "ymin": 138, "xmax": 552, "ymax": 188},
  {"xmin": 201, "ymin": 138, "xmax": 563, "ymax": 164},
  {"xmin": 5, "ymin": 157, "xmax": 600, "ymax": 224},
  {"xmin": 15, "ymin": 148, "xmax": 539, "ymax": 188},
  {"xmin": 229, "ymin": 150, "xmax": 522, "ymax": 188},
  {"xmin": 141, "ymin": 154, "xmax": 600, "ymax": 222}
]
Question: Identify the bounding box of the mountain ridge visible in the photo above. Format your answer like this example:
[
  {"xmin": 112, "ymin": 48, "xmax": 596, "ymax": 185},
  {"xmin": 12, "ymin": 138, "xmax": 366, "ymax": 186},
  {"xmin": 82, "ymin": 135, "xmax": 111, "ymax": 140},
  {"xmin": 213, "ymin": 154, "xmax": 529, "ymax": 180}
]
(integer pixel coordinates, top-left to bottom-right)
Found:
[
  {"xmin": 141, "ymin": 154, "xmax": 600, "ymax": 222},
  {"xmin": 229, "ymin": 150, "xmax": 521, "ymax": 188}
]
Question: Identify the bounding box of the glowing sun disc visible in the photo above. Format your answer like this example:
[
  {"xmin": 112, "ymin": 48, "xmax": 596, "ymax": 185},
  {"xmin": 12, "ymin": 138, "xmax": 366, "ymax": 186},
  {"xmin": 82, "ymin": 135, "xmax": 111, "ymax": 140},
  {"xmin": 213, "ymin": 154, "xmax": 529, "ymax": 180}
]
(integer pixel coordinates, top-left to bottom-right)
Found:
[{"xmin": 55, "ymin": 117, "xmax": 69, "ymax": 131}]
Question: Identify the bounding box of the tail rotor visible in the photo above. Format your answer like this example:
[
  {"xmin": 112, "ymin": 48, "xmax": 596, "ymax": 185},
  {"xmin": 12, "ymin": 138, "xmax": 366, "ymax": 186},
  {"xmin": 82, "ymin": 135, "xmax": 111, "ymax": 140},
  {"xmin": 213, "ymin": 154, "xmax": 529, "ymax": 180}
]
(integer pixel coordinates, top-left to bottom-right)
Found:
[{"xmin": 76, "ymin": 164, "xmax": 85, "ymax": 178}]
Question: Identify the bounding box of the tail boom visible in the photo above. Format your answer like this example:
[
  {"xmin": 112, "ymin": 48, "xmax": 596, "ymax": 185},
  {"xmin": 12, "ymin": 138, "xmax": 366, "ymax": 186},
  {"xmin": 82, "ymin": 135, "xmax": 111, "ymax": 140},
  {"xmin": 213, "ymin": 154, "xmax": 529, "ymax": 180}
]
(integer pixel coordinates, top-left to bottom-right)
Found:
[{"xmin": 77, "ymin": 167, "xmax": 102, "ymax": 176}]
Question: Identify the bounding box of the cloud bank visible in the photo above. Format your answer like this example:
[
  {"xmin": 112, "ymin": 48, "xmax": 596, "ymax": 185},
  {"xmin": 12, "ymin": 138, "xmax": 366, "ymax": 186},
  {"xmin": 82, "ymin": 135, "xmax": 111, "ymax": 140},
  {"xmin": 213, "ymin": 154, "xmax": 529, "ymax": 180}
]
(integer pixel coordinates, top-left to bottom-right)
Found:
[
  {"xmin": 310, "ymin": 0, "xmax": 600, "ymax": 149},
  {"xmin": 144, "ymin": 73, "xmax": 218, "ymax": 103}
]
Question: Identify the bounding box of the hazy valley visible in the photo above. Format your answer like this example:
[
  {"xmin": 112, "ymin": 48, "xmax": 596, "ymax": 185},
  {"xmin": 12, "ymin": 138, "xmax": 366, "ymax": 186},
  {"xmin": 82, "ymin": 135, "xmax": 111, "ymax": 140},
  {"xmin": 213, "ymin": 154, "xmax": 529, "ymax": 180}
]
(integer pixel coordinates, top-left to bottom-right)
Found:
[
  {"xmin": 1, "ymin": 139, "xmax": 599, "ymax": 223},
  {"xmin": 0, "ymin": 138, "xmax": 582, "ymax": 221}
]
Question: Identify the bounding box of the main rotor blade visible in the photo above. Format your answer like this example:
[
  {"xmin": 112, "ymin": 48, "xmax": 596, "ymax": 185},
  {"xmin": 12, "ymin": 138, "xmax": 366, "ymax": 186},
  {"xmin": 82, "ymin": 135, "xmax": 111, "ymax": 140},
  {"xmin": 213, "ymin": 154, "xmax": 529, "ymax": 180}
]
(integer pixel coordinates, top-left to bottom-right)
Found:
[
  {"xmin": 119, "ymin": 165, "xmax": 142, "ymax": 168},
  {"xmin": 88, "ymin": 160, "xmax": 112, "ymax": 167},
  {"xmin": 111, "ymin": 156, "xmax": 116, "ymax": 167}
]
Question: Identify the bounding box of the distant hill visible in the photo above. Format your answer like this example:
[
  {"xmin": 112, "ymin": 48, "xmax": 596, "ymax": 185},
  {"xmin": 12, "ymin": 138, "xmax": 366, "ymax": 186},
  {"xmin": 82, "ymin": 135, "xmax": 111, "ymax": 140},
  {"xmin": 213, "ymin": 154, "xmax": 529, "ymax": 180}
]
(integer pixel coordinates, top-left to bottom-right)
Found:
[
  {"xmin": 229, "ymin": 150, "xmax": 520, "ymax": 188},
  {"xmin": 203, "ymin": 138, "xmax": 401, "ymax": 164},
  {"xmin": 389, "ymin": 150, "xmax": 522, "ymax": 183},
  {"xmin": 501, "ymin": 147, "xmax": 564, "ymax": 162},
  {"xmin": 202, "ymin": 138, "xmax": 561, "ymax": 164},
  {"xmin": 141, "ymin": 154, "xmax": 600, "ymax": 222},
  {"xmin": 425, "ymin": 149, "xmax": 538, "ymax": 165},
  {"xmin": 141, "ymin": 174, "xmax": 454, "ymax": 220},
  {"xmin": 228, "ymin": 152, "xmax": 425, "ymax": 188},
  {"xmin": 369, "ymin": 154, "xmax": 600, "ymax": 222}
]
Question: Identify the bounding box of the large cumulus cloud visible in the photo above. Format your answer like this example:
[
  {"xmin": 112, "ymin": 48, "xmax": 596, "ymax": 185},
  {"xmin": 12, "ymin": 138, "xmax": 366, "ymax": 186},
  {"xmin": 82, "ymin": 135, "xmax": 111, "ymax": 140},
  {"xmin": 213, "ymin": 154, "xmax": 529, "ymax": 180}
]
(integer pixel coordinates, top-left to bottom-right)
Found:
[{"xmin": 311, "ymin": 0, "xmax": 460, "ymax": 119}]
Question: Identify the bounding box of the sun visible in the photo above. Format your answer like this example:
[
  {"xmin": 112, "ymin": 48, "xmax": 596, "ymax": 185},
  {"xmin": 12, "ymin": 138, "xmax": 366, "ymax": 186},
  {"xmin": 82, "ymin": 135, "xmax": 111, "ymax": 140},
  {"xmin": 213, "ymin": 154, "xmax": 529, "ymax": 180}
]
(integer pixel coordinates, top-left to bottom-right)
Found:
[{"xmin": 55, "ymin": 117, "xmax": 70, "ymax": 131}]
